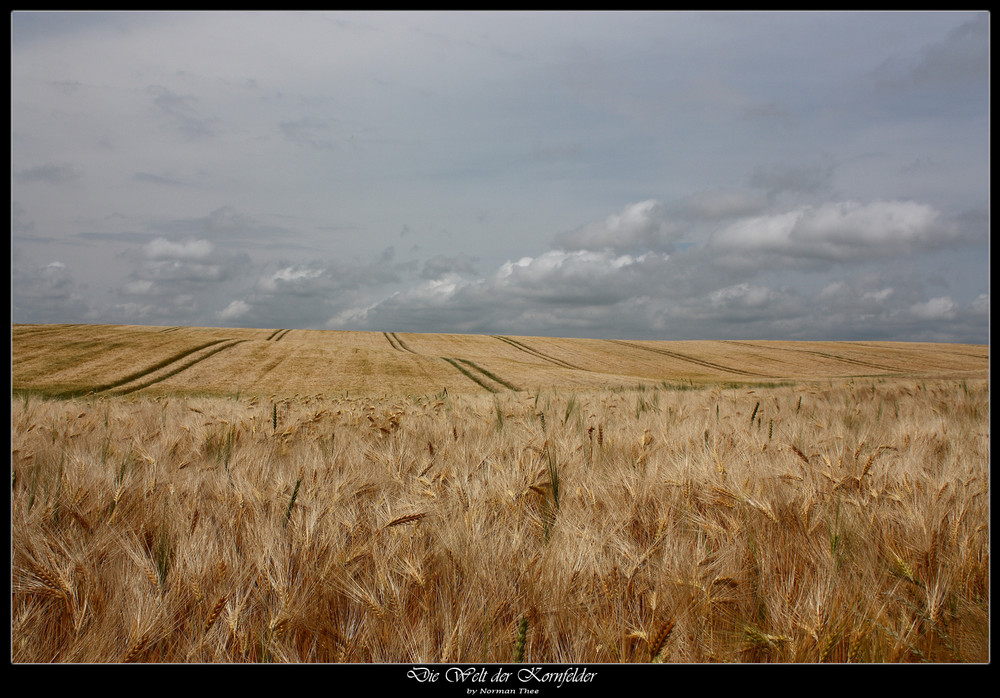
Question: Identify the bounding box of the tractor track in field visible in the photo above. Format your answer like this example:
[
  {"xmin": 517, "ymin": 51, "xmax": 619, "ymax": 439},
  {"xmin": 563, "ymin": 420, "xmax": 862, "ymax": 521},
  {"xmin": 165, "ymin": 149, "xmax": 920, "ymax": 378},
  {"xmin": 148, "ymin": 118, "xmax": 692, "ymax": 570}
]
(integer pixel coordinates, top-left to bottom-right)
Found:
[
  {"xmin": 610, "ymin": 340, "xmax": 775, "ymax": 378},
  {"xmin": 107, "ymin": 339, "xmax": 249, "ymax": 396},
  {"xmin": 384, "ymin": 332, "xmax": 418, "ymax": 354},
  {"xmin": 441, "ymin": 357, "xmax": 520, "ymax": 393},
  {"xmin": 838, "ymin": 341, "xmax": 990, "ymax": 365},
  {"xmin": 382, "ymin": 332, "xmax": 516, "ymax": 392},
  {"xmin": 492, "ymin": 335, "xmax": 585, "ymax": 371},
  {"xmin": 49, "ymin": 338, "xmax": 237, "ymax": 398},
  {"xmin": 720, "ymin": 340, "xmax": 905, "ymax": 373}
]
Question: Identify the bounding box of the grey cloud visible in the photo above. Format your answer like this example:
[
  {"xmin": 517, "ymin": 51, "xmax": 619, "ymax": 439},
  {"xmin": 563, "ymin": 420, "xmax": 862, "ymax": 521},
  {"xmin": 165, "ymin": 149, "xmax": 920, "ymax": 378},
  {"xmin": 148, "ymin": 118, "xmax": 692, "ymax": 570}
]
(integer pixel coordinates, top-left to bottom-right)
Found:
[
  {"xmin": 150, "ymin": 206, "xmax": 303, "ymax": 245},
  {"xmin": 77, "ymin": 231, "xmax": 156, "ymax": 243},
  {"xmin": 134, "ymin": 172, "xmax": 189, "ymax": 186},
  {"xmin": 802, "ymin": 282, "xmax": 987, "ymax": 343},
  {"xmin": 553, "ymin": 200, "xmax": 681, "ymax": 253},
  {"xmin": 327, "ymin": 214, "xmax": 987, "ymax": 342},
  {"xmin": 10, "ymin": 12, "xmax": 988, "ymax": 344},
  {"xmin": 12, "ymin": 202, "xmax": 35, "ymax": 235},
  {"xmin": 748, "ymin": 160, "xmax": 836, "ymax": 196},
  {"xmin": 145, "ymin": 238, "xmax": 214, "ymax": 261},
  {"xmin": 14, "ymin": 162, "xmax": 84, "ymax": 184},
  {"xmin": 124, "ymin": 238, "xmax": 251, "ymax": 289},
  {"xmin": 419, "ymin": 253, "xmax": 479, "ymax": 280},
  {"xmin": 869, "ymin": 14, "xmax": 988, "ymax": 100},
  {"xmin": 203, "ymin": 248, "xmax": 419, "ymax": 329},
  {"xmin": 147, "ymin": 84, "xmax": 220, "ymax": 139},
  {"xmin": 494, "ymin": 250, "xmax": 671, "ymax": 306},
  {"xmin": 12, "ymin": 259, "xmax": 93, "ymax": 324},
  {"xmin": 674, "ymin": 189, "xmax": 768, "ymax": 221},
  {"xmin": 280, "ymin": 118, "xmax": 338, "ymax": 150},
  {"xmin": 908, "ymin": 14, "xmax": 989, "ymax": 89},
  {"xmin": 254, "ymin": 254, "xmax": 404, "ymax": 297},
  {"xmin": 135, "ymin": 260, "xmax": 228, "ymax": 284},
  {"xmin": 327, "ymin": 248, "xmax": 674, "ymax": 336}
]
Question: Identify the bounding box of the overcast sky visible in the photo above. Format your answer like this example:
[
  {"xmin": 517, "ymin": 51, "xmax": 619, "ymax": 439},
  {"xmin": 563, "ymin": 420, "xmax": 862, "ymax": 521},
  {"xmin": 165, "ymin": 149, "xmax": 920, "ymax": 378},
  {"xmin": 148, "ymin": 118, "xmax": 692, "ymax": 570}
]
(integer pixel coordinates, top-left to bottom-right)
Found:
[{"xmin": 11, "ymin": 11, "xmax": 990, "ymax": 343}]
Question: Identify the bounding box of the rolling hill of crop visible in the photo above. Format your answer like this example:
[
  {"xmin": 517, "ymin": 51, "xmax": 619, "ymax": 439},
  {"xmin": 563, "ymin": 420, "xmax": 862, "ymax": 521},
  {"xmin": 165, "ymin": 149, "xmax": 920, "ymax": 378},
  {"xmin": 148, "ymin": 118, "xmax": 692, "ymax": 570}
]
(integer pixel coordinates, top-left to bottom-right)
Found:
[
  {"xmin": 11, "ymin": 323, "xmax": 990, "ymax": 663},
  {"xmin": 11, "ymin": 323, "xmax": 989, "ymax": 399}
]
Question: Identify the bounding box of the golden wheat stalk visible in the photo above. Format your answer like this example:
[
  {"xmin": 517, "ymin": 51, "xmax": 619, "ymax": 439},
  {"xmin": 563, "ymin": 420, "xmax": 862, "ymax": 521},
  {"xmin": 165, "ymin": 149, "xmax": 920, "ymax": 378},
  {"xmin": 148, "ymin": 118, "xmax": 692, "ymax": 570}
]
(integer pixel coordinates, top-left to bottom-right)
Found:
[
  {"xmin": 648, "ymin": 617, "xmax": 675, "ymax": 661},
  {"xmin": 123, "ymin": 633, "xmax": 151, "ymax": 663},
  {"xmin": 204, "ymin": 595, "xmax": 228, "ymax": 633},
  {"xmin": 384, "ymin": 512, "xmax": 427, "ymax": 529}
]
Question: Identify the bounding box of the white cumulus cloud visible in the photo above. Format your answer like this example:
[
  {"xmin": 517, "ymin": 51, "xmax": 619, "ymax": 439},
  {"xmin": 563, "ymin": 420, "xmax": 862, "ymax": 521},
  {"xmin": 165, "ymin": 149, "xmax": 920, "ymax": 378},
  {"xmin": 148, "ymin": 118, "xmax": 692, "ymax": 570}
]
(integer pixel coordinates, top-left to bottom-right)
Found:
[
  {"xmin": 909, "ymin": 296, "xmax": 956, "ymax": 320},
  {"xmin": 256, "ymin": 266, "xmax": 325, "ymax": 293},
  {"xmin": 217, "ymin": 299, "xmax": 251, "ymax": 320},
  {"xmin": 710, "ymin": 200, "xmax": 953, "ymax": 267},
  {"xmin": 553, "ymin": 200, "xmax": 681, "ymax": 253}
]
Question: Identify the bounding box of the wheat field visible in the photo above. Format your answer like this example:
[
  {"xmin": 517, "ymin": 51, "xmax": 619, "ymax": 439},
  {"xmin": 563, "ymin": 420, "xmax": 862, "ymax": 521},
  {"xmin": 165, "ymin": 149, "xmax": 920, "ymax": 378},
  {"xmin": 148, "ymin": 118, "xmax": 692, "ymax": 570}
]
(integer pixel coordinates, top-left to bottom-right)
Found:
[{"xmin": 10, "ymin": 324, "xmax": 990, "ymax": 662}]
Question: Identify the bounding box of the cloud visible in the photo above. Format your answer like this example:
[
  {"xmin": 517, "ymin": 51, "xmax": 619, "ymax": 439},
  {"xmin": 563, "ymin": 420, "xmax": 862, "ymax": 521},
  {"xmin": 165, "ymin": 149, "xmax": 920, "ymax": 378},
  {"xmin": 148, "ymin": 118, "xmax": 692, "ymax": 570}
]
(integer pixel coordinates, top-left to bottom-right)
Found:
[
  {"xmin": 419, "ymin": 253, "xmax": 479, "ymax": 280},
  {"xmin": 748, "ymin": 160, "xmax": 836, "ymax": 196},
  {"xmin": 123, "ymin": 237, "xmax": 249, "ymax": 294},
  {"xmin": 217, "ymin": 299, "xmax": 251, "ymax": 320},
  {"xmin": 553, "ymin": 200, "xmax": 681, "ymax": 253},
  {"xmin": 121, "ymin": 279, "xmax": 155, "ymax": 295},
  {"xmin": 109, "ymin": 302, "xmax": 155, "ymax": 320},
  {"xmin": 146, "ymin": 84, "xmax": 220, "ymax": 139},
  {"xmin": 862, "ymin": 287, "xmax": 894, "ymax": 304},
  {"xmin": 149, "ymin": 206, "xmax": 306, "ymax": 247},
  {"xmin": 875, "ymin": 14, "xmax": 989, "ymax": 93},
  {"xmin": 709, "ymin": 283, "xmax": 776, "ymax": 309},
  {"xmin": 145, "ymin": 238, "xmax": 214, "ymax": 260},
  {"xmin": 9, "ymin": 14, "xmax": 988, "ymax": 344},
  {"xmin": 133, "ymin": 172, "xmax": 189, "ymax": 187},
  {"xmin": 970, "ymin": 293, "xmax": 989, "ymax": 314},
  {"xmin": 910, "ymin": 296, "xmax": 956, "ymax": 320},
  {"xmin": 494, "ymin": 249, "xmax": 670, "ymax": 305},
  {"xmin": 12, "ymin": 202, "xmax": 34, "ymax": 235},
  {"xmin": 256, "ymin": 265, "xmax": 326, "ymax": 294},
  {"xmin": 709, "ymin": 200, "xmax": 956, "ymax": 269},
  {"xmin": 11, "ymin": 258, "xmax": 93, "ymax": 324},
  {"xmin": 14, "ymin": 162, "xmax": 83, "ymax": 184},
  {"xmin": 326, "ymin": 247, "xmax": 673, "ymax": 335},
  {"xmin": 674, "ymin": 189, "xmax": 768, "ymax": 221},
  {"xmin": 280, "ymin": 118, "xmax": 337, "ymax": 150}
]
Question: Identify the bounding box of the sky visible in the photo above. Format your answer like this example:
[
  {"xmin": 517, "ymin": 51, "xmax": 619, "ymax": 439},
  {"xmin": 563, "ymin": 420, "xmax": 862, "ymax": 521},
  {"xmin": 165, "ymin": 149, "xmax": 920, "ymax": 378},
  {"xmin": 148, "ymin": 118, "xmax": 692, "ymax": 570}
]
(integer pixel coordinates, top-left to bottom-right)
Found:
[{"xmin": 11, "ymin": 11, "xmax": 990, "ymax": 343}]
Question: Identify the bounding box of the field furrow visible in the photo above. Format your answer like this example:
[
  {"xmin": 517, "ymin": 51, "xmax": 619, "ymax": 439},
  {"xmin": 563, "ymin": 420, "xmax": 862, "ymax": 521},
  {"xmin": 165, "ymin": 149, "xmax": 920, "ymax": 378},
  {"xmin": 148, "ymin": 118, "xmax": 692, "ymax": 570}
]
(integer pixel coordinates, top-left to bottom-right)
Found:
[
  {"xmin": 43, "ymin": 338, "xmax": 234, "ymax": 398},
  {"xmin": 493, "ymin": 335, "xmax": 583, "ymax": 371},
  {"xmin": 454, "ymin": 357, "xmax": 521, "ymax": 392},
  {"xmin": 391, "ymin": 332, "xmax": 419, "ymax": 354},
  {"xmin": 12, "ymin": 324, "xmax": 989, "ymax": 399},
  {"xmin": 610, "ymin": 339, "xmax": 774, "ymax": 378},
  {"xmin": 383, "ymin": 331, "xmax": 402, "ymax": 351},
  {"xmin": 442, "ymin": 357, "xmax": 500, "ymax": 393},
  {"xmin": 106, "ymin": 339, "xmax": 249, "ymax": 396}
]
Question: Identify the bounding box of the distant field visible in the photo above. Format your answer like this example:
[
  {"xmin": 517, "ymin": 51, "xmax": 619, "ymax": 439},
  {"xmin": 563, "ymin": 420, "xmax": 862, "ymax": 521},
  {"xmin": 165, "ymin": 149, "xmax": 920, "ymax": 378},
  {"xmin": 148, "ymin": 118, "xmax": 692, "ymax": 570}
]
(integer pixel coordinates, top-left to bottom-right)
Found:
[
  {"xmin": 11, "ymin": 324, "xmax": 989, "ymax": 663},
  {"xmin": 11, "ymin": 324, "xmax": 989, "ymax": 399}
]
